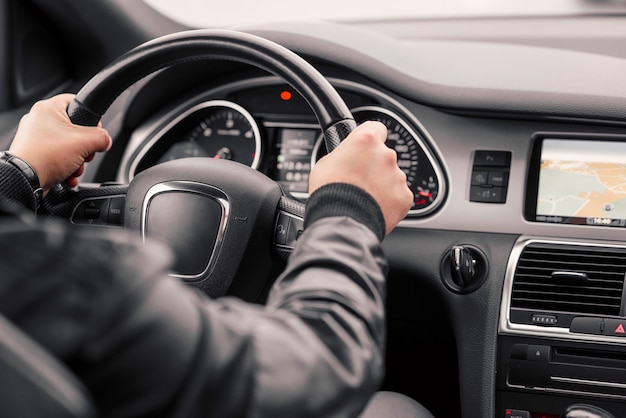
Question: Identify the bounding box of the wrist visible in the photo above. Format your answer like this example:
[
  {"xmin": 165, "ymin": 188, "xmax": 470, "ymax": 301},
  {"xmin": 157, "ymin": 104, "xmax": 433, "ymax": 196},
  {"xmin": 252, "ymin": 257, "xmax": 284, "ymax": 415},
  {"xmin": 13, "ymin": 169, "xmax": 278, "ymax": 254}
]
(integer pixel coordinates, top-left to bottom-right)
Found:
[
  {"xmin": 0, "ymin": 151, "xmax": 43, "ymax": 209},
  {"xmin": 304, "ymin": 183, "xmax": 386, "ymax": 241}
]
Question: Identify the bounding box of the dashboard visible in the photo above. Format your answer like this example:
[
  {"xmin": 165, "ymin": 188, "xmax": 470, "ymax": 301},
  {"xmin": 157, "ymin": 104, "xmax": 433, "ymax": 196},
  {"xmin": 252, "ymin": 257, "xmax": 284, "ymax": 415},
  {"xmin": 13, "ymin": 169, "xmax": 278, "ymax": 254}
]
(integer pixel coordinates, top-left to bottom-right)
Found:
[
  {"xmin": 14, "ymin": 8, "xmax": 626, "ymax": 416},
  {"xmin": 97, "ymin": 58, "xmax": 626, "ymax": 415},
  {"xmin": 84, "ymin": 36, "xmax": 626, "ymax": 414},
  {"xmin": 109, "ymin": 68, "xmax": 626, "ymax": 243}
]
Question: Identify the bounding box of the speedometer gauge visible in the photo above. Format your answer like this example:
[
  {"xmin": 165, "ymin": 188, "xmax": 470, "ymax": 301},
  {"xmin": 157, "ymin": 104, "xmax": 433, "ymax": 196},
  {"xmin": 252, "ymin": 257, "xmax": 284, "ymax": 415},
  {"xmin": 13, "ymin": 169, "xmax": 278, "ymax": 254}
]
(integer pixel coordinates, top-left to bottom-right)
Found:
[
  {"xmin": 314, "ymin": 106, "xmax": 445, "ymax": 217},
  {"xmin": 128, "ymin": 100, "xmax": 262, "ymax": 180},
  {"xmin": 181, "ymin": 101, "xmax": 261, "ymax": 168}
]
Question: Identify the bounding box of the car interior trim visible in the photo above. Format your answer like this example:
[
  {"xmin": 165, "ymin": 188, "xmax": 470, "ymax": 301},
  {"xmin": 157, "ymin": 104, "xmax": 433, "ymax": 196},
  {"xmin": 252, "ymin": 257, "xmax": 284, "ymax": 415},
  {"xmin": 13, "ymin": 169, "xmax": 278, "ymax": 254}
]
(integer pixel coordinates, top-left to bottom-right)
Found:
[{"xmin": 141, "ymin": 180, "xmax": 230, "ymax": 281}]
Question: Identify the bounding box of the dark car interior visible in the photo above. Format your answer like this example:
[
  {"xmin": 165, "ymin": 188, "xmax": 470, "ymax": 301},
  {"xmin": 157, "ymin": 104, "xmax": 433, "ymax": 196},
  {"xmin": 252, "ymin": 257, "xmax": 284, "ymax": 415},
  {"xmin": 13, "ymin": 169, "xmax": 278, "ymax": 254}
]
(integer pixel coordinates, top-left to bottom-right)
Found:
[{"xmin": 3, "ymin": 0, "xmax": 626, "ymax": 417}]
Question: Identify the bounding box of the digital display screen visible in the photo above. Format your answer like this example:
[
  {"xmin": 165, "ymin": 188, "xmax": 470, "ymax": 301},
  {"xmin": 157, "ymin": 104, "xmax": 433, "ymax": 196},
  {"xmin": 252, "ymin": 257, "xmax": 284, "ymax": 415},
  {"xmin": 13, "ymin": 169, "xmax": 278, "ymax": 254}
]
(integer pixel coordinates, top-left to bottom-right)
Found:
[
  {"xmin": 534, "ymin": 138, "xmax": 626, "ymax": 227},
  {"xmin": 275, "ymin": 128, "xmax": 318, "ymax": 194}
]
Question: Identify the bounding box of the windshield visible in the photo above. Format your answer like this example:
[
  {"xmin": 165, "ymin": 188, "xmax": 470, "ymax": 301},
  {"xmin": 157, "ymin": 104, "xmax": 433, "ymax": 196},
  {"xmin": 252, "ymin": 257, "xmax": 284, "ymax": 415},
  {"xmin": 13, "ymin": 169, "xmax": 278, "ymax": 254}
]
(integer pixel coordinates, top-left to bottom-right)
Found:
[{"xmin": 145, "ymin": 0, "xmax": 626, "ymax": 28}]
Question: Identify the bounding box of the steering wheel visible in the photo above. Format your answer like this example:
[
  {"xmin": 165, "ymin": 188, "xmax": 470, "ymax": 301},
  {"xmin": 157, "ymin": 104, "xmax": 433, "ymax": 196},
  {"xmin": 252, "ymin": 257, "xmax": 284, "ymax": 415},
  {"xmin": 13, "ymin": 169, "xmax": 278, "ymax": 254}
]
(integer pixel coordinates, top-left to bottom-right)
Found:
[{"xmin": 57, "ymin": 30, "xmax": 356, "ymax": 300}]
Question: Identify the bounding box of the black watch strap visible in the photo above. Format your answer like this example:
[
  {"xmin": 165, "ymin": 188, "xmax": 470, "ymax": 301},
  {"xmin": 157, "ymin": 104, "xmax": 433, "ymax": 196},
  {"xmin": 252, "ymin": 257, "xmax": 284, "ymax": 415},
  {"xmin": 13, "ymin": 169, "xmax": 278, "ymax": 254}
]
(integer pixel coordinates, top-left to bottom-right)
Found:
[{"xmin": 0, "ymin": 151, "xmax": 43, "ymax": 209}]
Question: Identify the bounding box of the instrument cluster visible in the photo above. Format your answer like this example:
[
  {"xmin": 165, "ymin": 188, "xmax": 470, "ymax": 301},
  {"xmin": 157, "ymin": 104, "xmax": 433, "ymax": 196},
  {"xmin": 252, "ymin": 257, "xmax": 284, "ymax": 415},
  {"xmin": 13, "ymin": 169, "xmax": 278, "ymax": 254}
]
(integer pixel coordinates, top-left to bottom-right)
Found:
[{"xmin": 120, "ymin": 79, "xmax": 447, "ymax": 217}]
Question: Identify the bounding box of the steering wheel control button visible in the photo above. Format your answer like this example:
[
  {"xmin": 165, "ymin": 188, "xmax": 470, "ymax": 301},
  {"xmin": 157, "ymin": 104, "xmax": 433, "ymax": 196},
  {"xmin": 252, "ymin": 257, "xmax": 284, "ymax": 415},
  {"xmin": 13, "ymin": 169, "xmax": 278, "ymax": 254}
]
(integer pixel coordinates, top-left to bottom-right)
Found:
[
  {"xmin": 274, "ymin": 212, "xmax": 304, "ymax": 250},
  {"xmin": 470, "ymin": 150, "xmax": 511, "ymax": 203},
  {"xmin": 107, "ymin": 197, "xmax": 125, "ymax": 225},
  {"xmin": 275, "ymin": 213, "xmax": 290, "ymax": 246},
  {"xmin": 84, "ymin": 207, "xmax": 100, "ymax": 219},
  {"xmin": 72, "ymin": 198, "xmax": 109, "ymax": 226},
  {"xmin": 288, "ymin": 217, "xmax": 304, "ymax": 244},
  {"xmin": 71, "ymin": 196, "xmax": 126, "ymax": 227}
]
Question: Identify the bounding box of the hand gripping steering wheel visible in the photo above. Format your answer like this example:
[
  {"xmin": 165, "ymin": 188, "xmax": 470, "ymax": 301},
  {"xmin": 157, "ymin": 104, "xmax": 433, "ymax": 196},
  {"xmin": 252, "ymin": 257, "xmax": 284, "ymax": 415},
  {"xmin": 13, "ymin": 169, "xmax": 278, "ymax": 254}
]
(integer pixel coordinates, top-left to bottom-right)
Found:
[{"xmin": 62, "ymin": 30, "xmax": 356, "ymax": 300}]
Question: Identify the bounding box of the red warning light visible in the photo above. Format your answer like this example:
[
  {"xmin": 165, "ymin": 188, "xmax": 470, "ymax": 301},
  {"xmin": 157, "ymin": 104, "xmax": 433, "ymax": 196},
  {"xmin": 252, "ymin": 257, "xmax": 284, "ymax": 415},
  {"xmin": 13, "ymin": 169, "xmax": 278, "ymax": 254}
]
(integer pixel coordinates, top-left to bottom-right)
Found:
[
  {"xmin": 615, "ymin": 323, "xmax": 626, "ymax": 334},
  {"xmin": 280, "ymin": 90, "xmax": 292, "ymax": 101}
]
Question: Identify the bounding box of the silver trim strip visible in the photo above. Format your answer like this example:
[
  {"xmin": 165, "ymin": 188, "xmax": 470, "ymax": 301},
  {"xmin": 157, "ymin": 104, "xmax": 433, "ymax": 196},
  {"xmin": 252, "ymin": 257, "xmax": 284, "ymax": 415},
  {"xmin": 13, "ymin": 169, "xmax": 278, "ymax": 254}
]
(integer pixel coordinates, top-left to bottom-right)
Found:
[
  {"xmin": 551, "ymin": 376, "xmax": 626, "ymax": 390},
  {"xmin": 123, "ymin": 100, "xmax": 262, "ymax": 182},
  {"xmin": 499, "ymin": 235, "xmax": 626, "ymax": 345},
  {"xmin": 142, "ymin": 181, "xmax": 230, "ymax": 281},
  {"xmin": 507, "ymin": 382, "xmax": 626, "ymax": 401}
]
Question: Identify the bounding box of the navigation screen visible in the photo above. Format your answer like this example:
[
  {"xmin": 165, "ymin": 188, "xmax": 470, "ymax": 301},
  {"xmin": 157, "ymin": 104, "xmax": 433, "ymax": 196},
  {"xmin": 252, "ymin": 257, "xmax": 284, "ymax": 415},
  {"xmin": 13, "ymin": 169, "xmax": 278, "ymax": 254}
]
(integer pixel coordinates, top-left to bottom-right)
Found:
[{"xmin": 535, "ymin": 139, "xmax": 626, "ymax": 227}]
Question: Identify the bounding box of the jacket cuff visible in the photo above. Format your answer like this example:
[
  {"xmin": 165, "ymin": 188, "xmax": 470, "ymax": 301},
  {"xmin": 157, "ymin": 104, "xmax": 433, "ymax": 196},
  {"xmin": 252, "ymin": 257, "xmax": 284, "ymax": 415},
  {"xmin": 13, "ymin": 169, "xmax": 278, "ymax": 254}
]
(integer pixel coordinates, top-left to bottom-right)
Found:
[
  {"xmin": 304, "ymin": 183, "xmax": 385, "ymax": 241},
  {"xmin": 0, "ymin": 161, "xmax": 37, "ymax": 212}
]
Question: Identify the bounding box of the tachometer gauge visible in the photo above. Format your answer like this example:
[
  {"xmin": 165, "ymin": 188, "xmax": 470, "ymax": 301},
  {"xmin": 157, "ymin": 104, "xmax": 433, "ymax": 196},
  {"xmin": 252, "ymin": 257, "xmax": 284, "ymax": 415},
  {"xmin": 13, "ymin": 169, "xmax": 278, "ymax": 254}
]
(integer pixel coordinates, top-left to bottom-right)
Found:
[{"xmin": 314, "ymin": 106, "xmax": 445, "ymax": 217}]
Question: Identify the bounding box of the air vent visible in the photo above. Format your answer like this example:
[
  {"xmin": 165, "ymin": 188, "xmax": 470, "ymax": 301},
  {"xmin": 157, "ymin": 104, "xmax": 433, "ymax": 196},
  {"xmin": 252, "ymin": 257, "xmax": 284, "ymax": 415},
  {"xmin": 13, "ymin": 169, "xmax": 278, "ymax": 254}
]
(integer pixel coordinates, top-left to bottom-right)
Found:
[{"xmin": 511, "ymin": 242, "xmax": 626, "ymax": 317}]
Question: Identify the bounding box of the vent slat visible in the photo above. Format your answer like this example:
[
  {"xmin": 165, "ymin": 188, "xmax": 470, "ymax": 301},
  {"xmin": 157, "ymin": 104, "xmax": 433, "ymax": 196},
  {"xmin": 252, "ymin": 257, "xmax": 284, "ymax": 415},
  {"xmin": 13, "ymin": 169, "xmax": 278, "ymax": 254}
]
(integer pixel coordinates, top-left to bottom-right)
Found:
[{"xmin": 511, "ymin": 243, "xmax": 626, "ymax": 316}]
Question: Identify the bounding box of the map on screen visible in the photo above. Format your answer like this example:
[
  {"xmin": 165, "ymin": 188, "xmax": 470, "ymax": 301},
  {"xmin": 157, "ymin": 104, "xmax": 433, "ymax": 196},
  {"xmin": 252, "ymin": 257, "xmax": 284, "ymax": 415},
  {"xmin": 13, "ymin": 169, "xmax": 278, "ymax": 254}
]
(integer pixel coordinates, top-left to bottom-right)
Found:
[{"xmin": 536, "ymin": 139, "xmax": 626, "ymax": 227}]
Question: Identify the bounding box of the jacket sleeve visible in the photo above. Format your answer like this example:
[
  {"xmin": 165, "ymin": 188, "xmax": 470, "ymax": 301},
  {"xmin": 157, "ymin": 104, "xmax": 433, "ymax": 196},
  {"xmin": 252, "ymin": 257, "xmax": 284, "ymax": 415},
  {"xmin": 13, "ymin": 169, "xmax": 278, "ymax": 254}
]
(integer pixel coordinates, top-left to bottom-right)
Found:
[
  {"xmin": 0, "ymin": 159, "xmax": 38, "ymax": 212},
  {"xmin": 0, "ymin": 182, "xmax": 389, "ymax": 418},
  {"xmin": 249, "ymin": 215, "xmax": 387, "ymax": 417},
  {"xmin": 168, "ymin": 183, "xmax": 389, "ymax": 418}
]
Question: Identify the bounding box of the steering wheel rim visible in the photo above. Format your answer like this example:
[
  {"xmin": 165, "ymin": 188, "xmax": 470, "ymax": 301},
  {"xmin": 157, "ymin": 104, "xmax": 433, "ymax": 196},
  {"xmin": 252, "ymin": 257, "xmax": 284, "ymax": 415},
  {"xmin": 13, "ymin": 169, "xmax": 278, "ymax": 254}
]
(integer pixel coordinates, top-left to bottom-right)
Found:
[
  {"xmin": 63, "ymin": 29, "xmax": 357, "ymax": 300},
  {"xmin": 68, "ymin": 29, "xmax": 355, "ymax": 151}
]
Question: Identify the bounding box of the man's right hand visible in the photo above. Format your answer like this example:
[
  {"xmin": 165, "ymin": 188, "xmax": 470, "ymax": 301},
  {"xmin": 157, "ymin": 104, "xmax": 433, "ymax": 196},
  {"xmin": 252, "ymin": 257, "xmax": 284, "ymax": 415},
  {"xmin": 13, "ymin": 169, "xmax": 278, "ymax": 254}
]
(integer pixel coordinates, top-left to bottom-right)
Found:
[{"xmin": 309, "ymin": 121, "xmax": 413, "ymax": 235}]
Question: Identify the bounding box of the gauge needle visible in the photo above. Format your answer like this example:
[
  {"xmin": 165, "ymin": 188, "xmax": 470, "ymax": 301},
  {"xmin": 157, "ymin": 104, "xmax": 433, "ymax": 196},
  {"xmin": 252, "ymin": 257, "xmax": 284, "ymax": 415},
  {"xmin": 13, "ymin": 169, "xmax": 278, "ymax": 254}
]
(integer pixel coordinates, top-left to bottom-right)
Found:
[
  {"xmin": 214, "ymin": 147, "xmax": 232, "ymax": 160},
  {"xmin": 417, "ymin": 191, "xmax": 432, "ymax": 198}
]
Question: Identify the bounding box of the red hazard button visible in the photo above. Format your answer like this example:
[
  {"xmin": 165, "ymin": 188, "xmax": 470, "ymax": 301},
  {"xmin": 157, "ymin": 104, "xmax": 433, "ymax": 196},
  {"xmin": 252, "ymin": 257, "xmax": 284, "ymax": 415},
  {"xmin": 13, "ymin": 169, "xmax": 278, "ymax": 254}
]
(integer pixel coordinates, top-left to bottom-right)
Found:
[{"xmin": 603, "ymin": 319, "xmax": 626, "ymax": 337}]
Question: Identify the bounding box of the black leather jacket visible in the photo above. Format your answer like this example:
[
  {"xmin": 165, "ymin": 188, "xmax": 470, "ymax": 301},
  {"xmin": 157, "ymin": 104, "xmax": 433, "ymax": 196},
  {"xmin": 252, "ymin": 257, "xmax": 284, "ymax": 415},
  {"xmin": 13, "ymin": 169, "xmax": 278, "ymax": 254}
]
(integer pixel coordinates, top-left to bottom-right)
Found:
[{"xmin": 0, "ymin": 160, "xmax": 388, "ymax": 418}]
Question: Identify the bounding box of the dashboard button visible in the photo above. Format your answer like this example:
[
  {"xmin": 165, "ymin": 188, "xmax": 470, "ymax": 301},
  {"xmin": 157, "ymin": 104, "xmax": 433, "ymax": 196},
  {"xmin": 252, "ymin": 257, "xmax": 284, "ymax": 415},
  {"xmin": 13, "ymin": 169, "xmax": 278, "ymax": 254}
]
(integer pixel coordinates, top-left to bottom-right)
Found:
[
  {"xmin": 505, "ymin": 409, "xmax": 530, "ymax": 418},
  {"xmin": 570, "ymin": 317, "xmax": 602, "ymax": 335},
  {"xmin": 602, "ymin": 319, "xmax": 626, "ymax": 337},
  {"xmin": 470, "ymin": 186, "xmax": 506, "ymax": 203},
  {"xmin": 488, "ymin": 171, "xmax": 507, "ymax": 187},
  {"xmin": 510, "ymin": 343, "xmax": 528, "ymax": 360},
  {"xmin": 526, "ymin": 344, "xmax": 550, "ymax": 362},
  {"xmin": 474, "ymin": 150, "xmax": 510, "ymax": 167},
  {"xmin": 471, "ymin": 171, "xmax": 488, "ymax": 186}
]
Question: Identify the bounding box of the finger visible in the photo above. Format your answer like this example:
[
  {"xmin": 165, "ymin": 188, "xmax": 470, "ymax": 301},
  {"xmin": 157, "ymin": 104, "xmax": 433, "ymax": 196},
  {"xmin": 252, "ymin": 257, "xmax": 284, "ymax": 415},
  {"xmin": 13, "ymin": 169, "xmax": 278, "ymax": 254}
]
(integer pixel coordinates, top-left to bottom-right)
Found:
[
  {"xmin": 352, "ymin": 120, "xmax": 387, "ymax": 143},
  {"xmin": 47, "ymin": 94, "xmax": 76, "ymax": 119},
  {"xmin": 69, "ymin": 126, "xmax": 113, "ymax": 155},
  {"xmin": 71, "ymin": 164, "xmax": 85, "ymax": 178},
  {"xmin": 65, "ymin": 176, "xmax": 79, "ymax": 189}
]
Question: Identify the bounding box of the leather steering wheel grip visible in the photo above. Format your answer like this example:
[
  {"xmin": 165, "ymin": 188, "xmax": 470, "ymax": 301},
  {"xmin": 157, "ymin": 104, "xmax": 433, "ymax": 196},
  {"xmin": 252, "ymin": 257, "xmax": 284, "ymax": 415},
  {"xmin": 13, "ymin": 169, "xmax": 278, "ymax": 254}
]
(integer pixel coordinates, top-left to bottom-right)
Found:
[{"xmin": 66, "ymin": 29, "xmax": 356, "ymax": 151}]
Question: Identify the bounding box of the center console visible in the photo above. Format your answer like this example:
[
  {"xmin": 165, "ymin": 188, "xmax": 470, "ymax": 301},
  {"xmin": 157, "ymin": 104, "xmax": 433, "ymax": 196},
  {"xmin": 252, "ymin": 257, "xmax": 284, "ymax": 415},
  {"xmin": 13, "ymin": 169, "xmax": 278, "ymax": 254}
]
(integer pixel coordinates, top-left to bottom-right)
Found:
[{"xmin": 496, "ymin": 133, "xmax": 626, "ymax": 417}]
